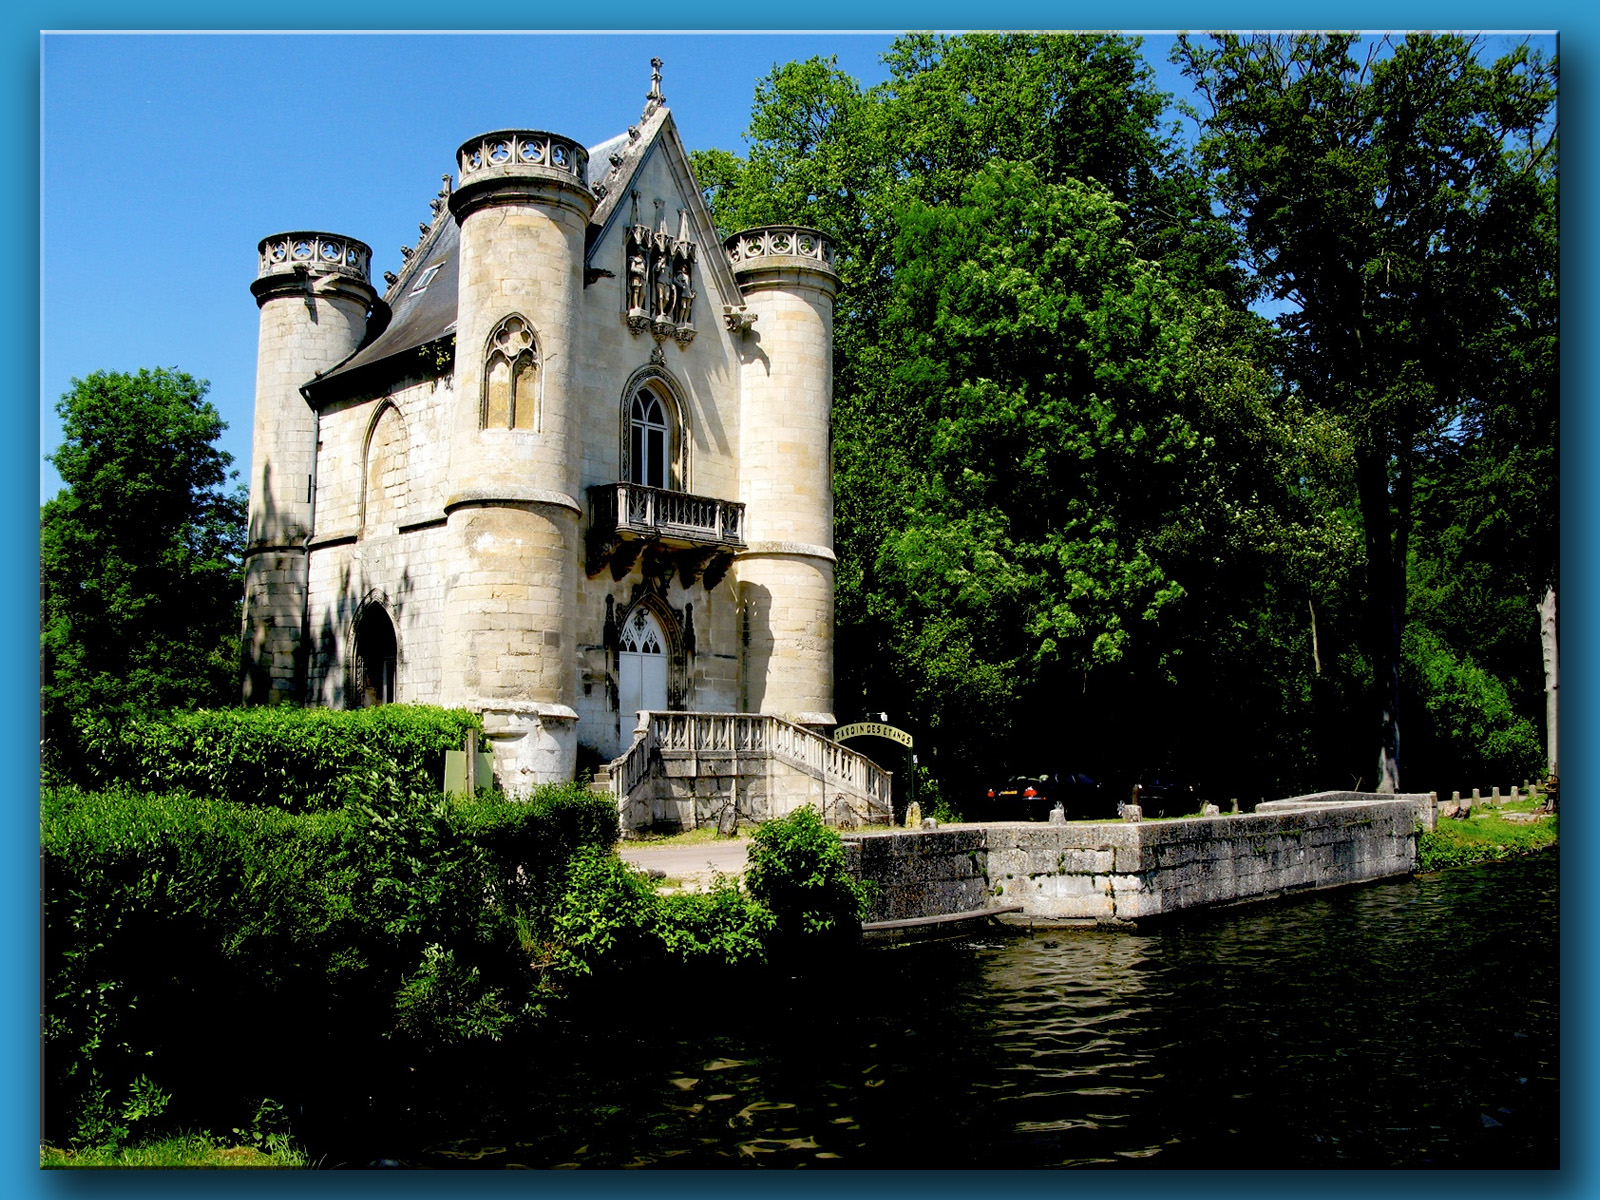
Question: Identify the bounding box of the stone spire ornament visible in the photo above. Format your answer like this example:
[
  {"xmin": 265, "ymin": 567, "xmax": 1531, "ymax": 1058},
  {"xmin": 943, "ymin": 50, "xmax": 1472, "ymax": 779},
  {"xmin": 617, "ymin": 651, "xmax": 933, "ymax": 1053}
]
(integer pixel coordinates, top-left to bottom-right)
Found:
[{"xmin": 643, "ymin": 57, "xmax": 665, "ymax": 118}]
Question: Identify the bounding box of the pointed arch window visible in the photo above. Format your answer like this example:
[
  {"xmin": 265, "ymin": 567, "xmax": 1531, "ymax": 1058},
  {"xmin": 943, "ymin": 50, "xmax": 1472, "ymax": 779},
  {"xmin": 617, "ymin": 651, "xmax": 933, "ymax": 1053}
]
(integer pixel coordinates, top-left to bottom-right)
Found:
[
  {"xmin": 483, "ymin": 314, "xmax": 539, "ymax": 430},
  {"xmin": 630, "ymin": 388, "xmax": 670, "ymax": 489}
]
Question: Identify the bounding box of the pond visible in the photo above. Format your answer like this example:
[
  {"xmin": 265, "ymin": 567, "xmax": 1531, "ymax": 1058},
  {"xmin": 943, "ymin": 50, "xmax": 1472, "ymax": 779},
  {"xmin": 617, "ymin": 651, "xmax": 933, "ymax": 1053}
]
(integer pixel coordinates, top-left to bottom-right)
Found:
[{"xmin": 306, "ymin": 850, "xmax": 1558, "ymax": 1169}]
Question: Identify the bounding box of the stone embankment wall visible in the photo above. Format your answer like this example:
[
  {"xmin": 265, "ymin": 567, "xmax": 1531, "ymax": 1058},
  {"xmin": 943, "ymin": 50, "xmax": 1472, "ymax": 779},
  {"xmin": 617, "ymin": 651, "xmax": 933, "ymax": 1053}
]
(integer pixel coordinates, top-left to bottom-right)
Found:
[{"xmin": 843, "ymin": 796, "xmax": 1420, "ymax": 924}]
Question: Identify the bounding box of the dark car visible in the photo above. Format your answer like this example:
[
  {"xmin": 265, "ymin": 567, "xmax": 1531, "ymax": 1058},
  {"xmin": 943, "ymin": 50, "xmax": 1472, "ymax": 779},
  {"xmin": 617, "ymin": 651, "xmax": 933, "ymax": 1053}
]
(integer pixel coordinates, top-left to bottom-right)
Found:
[
  {"xmin": 1130, "ymin": 774, "xmax": 1204, "ymax": 818},
  {"xmin": 981, "ymin": 771, "xmax": 1110, "ymax": 821}
]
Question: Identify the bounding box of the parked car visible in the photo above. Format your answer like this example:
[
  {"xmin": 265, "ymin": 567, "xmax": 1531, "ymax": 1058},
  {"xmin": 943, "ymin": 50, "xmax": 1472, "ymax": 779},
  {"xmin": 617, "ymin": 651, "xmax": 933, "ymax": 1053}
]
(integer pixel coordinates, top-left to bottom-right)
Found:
[
  {"xmin": 981, "ymin": 771, "xmax": 1111, "ymax": 821},
  {"xmin": 1130, "ymin": 774, "xmax": 1205, "ymax": 818}
]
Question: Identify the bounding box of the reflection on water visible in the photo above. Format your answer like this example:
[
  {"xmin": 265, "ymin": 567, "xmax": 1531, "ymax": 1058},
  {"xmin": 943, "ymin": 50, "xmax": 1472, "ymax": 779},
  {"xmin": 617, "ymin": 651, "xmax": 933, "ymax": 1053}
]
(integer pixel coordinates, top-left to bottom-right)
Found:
[{"xmin": 318, "ymin": 851, "xmax": 1558, "ymax": 1169}]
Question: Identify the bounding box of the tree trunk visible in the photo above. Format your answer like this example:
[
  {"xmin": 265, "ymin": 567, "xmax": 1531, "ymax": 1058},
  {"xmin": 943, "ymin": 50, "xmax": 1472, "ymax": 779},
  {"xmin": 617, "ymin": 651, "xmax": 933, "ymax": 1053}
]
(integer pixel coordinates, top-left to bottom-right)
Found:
[
  {"xmin": 1539, "ymin": 585, "xmax": 1558, "ymax": 780},
  {"xmin": 1308, "ymin": 599, "xmax": 1322, "ymax": 676},
  {"xmin": 1354, "ymin": 445, "xmax": 1403, "ymax": 793}
]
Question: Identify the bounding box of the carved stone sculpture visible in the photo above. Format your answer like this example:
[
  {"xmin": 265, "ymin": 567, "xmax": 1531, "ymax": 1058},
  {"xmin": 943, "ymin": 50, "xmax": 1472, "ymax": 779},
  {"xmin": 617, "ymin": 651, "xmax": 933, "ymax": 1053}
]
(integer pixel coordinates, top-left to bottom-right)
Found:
[
  {"xmin": 674, "ymin": 263, "xmax": 694, "ymax": 325},
  {"xmin": 653, "ymin": 255, "xmax": 674, "ymax": 318},
  {"xmin": 628, "ymin": 248, "xmax": 647, "ymax": 312}
]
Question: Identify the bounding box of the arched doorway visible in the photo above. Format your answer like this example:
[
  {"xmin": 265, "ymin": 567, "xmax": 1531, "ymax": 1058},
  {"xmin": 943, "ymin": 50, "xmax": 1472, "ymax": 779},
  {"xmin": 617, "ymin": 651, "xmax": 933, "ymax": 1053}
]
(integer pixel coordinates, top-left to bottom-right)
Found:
[
  {"xmin": 354, "ymin": 606, "xmax": 397, "ymax": 706},
  {"xmin": 618, "ymin": 605, "xmax": 668, "ymax": 721}
]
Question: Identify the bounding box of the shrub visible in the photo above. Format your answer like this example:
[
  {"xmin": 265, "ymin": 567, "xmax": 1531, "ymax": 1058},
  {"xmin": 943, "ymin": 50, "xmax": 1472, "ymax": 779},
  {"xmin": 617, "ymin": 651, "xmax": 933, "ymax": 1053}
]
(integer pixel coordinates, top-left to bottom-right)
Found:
[
  {"xmin": 541, "ymin": 847, "xmax": 663, "ymax": 985},
  {"xmin": 1402, "ymin": 627, "xmax": 1544, "ymax": 794},
  {"xmin": 55, "ymin": 704, "xmax": 482, "ymax": 811},
  {"xmin": 657, "ymin": 879, "xmax": 776, "ymax": 967},
  {"xmin": 744, "ymin": 806, "xmax": 874, "ymax": 944},
  {"xmin": 41, "ymin": 779, "xmax": 618, "ymax": 1145}
]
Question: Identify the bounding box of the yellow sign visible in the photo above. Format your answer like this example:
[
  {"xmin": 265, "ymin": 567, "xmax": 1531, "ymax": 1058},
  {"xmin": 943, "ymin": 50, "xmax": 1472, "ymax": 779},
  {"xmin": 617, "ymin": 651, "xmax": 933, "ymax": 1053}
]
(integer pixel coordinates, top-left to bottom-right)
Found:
[{"xmin": 834, "ymin": 721, "xmax": 913, "ymax": 748}]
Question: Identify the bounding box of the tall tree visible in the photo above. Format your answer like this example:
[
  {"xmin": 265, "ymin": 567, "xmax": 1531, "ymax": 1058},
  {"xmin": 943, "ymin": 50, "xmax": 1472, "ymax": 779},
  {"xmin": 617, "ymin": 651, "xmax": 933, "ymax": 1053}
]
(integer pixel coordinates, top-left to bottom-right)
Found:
[
  {"xmin": 697, "ymin": 35, "xmax": 1346, "ymax": 798},
  {"xmin": 41, "ymin": 368, "xmax": 247, "ymax": 733},
  {"xmin": 1177, "ymin": 33, "xmax": 1558, "ymax": 791}
]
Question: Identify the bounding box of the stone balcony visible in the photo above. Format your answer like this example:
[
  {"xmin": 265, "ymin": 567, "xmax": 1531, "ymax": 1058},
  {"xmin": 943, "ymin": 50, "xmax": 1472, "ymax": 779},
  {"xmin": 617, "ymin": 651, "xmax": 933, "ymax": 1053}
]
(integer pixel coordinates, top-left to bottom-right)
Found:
[{"xmin": 585, "ymin": 482, "xmax": 745, "ymax": 586}]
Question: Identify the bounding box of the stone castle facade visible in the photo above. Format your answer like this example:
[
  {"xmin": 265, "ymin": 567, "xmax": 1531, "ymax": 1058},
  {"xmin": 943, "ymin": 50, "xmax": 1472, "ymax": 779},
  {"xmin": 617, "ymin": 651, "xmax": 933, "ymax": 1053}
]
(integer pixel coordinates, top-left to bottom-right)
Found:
[{"xmin": 241, "ymin": 65, "xmax": 842, "ymax": 795}]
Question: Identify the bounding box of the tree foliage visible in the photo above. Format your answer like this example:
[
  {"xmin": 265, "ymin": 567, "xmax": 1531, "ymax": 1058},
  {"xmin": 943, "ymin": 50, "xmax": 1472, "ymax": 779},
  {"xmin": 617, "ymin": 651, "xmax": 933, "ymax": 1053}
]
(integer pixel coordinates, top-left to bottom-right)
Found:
[
  {"xmin": 697, "ymin": 35, "xmax": 1351, "ymax": 796},
  {"xmin": 1176, "ymin": 33, "xmax": 1558, "ymax": 789},
  {"xmin": 696, "ymin": 32, "xmax": 1556, "ymax": 802},
  {"xmin": 41, "ymin": 368, "xmax": 247, "ymax": 728}
]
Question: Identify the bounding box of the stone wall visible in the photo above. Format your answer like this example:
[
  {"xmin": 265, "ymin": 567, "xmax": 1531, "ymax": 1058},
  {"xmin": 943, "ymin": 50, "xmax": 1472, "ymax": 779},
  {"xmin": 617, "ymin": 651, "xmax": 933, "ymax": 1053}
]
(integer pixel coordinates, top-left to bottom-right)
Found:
[
  {"xmin": 842, "ymin": 827, "xmax": 991, "ymax": 923},
  {"xmin": 1259, "ymin": 789, "xmax": 1438, "ymax": 832},
  {"xmin": 843, "ymin": 797, "xmax": 1419, "ymax": 924}
]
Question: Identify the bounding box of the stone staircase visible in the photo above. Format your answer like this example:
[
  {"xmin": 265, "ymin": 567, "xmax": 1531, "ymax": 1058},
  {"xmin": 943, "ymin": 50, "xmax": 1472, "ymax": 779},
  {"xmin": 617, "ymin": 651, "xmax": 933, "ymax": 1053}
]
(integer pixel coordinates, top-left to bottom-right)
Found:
[{"xmin": 601, "ymin": 710, "xmax": 894, "ymax": 833}]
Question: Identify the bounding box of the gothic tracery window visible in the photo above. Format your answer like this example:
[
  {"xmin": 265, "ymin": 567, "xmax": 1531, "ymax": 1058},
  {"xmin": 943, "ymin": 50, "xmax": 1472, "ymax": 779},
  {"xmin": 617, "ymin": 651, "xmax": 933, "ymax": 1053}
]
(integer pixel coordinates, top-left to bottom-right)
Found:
[{"xmin": 483, "ymin": 314, "xmax": 539, "ymax": 430}]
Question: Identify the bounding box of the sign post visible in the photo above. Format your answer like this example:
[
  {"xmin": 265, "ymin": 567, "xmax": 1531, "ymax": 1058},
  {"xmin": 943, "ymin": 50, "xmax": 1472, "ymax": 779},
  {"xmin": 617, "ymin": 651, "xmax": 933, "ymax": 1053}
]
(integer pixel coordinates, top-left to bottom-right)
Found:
[{"xmin": 835, "ymin": 721, "xmax": 916, "ymax": 823}]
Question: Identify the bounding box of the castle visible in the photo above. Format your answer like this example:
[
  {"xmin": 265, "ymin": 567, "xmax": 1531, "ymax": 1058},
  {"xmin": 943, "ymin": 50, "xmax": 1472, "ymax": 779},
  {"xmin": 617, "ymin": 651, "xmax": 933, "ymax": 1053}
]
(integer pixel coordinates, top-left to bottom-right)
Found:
[{"xmin": 241, "ymin": 63, "xmax": 889, "ymax": 823}]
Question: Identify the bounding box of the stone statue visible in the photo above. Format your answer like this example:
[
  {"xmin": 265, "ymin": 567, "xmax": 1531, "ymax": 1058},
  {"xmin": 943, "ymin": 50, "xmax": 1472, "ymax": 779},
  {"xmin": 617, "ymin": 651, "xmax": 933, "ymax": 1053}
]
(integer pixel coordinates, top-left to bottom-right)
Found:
[
  {"xmin": 673, "ymin": 263, "xmax": 694, "ymax": 325},
  {"xmin": 627, "ymin": 246, "xmax": 647, "ymax": 312},
  {"xmin": 654, "ymin": 254, "xmax": 674, "ymax": 318}
]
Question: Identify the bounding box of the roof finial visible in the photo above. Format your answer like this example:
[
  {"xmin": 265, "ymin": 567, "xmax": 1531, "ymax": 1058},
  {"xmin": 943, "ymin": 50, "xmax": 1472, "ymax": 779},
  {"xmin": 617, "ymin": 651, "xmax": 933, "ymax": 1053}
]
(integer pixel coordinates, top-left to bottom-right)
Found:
[{"xmin": 648, "ymin": 57, "xmax": 664, "ymax": 104}]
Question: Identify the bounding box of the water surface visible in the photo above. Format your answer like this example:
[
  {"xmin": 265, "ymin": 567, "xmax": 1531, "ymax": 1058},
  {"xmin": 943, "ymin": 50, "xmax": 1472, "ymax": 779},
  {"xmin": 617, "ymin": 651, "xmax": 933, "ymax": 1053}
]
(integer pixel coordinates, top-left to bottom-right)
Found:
[{"xmin": 313, "ymin": 851, "xmax": 1558, "ymax": 1169}]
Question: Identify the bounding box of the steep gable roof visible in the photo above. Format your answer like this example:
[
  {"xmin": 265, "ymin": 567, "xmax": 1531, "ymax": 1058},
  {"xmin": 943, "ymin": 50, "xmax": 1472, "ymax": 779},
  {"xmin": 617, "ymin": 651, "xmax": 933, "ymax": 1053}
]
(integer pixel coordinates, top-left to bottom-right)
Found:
[
  {"xmin": 585, "ymin": 104, "xmax": 740, "ymax": 313},
  {"xmin": 308, "ymin": 90, "xmax": 735, "ymax": 399}
]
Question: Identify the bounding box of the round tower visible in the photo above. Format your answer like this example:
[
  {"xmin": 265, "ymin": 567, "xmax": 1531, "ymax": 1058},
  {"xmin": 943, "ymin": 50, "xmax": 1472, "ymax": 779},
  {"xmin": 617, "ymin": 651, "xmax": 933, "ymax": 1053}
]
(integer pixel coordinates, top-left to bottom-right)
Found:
[
  {"xmin": 442, "ymin": 130, "xmax": 595, "ymax": 789},
  {"xmin": 725, "ymin": 227, "xmax": 840, "ymax": 729},
  {"xmin": 242, "ymin": 232, "xmax": 375, "ymax": 703}
]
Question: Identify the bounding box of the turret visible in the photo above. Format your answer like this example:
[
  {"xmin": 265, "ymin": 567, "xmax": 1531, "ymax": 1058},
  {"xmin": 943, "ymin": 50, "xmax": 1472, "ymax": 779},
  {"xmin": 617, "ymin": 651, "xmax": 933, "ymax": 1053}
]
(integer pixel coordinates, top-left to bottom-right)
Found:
[
  {"xmin": 726, "ymin": 227, "xmax": 840, "ymax": 729},
  {"xmin": 441, "ymin": 130, "xmax": 596, "ymax": 788},
  {"xmin": 242, "ymin": 232, "xmax": 375, "ymax": 702}
]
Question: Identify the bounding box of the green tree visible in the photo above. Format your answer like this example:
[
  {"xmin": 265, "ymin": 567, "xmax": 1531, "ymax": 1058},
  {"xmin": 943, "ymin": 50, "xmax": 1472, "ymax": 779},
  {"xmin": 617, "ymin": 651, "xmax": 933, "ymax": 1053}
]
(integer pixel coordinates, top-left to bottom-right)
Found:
[
  {"xmin": 1176, "ymin": 33, "xmax": 1558, "ymax": 790},
  {"xmin": 697, "ymin": 35, "xmax": 1343, "ymax": 796},
  {"xmin": 41, "ymin": 368, "xmax": 246, "ymax": 734}
]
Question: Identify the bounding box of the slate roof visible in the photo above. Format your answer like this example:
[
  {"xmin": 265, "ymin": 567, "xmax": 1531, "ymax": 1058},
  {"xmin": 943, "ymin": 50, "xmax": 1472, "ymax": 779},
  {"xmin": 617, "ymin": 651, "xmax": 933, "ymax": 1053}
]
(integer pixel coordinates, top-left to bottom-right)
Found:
[{"xmin": 306, "ymin": 99, "xmax": 730, "ymax": 401}]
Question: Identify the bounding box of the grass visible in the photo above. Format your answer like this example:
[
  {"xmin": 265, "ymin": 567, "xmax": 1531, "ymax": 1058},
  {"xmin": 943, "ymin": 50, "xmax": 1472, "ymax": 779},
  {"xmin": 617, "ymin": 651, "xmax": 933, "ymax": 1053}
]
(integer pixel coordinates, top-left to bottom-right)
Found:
[
  {"xmin": 41, "ymin": 1133, "xmax": 310, "ymax": 1169},
  {"xmin": 1418, "ymin": 806, "xmax": 1558, "ymax": 872}
]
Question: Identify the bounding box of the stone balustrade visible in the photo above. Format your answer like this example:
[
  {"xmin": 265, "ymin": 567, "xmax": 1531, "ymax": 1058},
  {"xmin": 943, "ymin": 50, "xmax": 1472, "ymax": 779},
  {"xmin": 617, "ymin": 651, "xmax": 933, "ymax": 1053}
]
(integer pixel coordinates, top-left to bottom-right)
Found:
[
  {"xmin": 456, "ymin": 129, "xmax": 589, "ymax": 188},
  {"xmin": 256, "ymin": 232, "xmax": 372, "ymax": 284},
  {"xmin": 611, "ymin": 710, "xmax": 894, "ymax": 832},
  {"xmin": 590, "ymin": 482, "xmax": 744, "ymax": 548},
  {"xmin": 724, "ymin": 225, "xmax": 835, "ymax": 269}
]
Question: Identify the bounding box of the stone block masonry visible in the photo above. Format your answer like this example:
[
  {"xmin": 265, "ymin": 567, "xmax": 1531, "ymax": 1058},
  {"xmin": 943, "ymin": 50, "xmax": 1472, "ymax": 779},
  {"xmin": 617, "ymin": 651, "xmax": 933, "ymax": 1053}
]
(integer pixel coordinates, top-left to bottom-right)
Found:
[{"xmin": 843, "ymin": 796, "xmax": 1419, "ymax": 924}]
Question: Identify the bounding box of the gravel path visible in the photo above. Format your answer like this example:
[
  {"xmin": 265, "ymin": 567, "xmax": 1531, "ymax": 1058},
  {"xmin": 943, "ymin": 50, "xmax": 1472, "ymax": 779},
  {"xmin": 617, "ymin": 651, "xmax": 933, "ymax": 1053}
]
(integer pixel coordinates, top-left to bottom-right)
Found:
[{"xmin": 618, "ymin": 838, "xmax": 749, "ymax": 887}]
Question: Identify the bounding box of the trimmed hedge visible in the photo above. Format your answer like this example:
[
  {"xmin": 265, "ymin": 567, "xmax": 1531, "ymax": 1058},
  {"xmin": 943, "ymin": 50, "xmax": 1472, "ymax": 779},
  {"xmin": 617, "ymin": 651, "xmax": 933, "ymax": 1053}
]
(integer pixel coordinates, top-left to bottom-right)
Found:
[
  {"xmin": 42, "ymin": 779, "xmax": 617, "ymax": 1147},
  {"xmin": 55, "ymin": 705, "xmax": 482, "ymax": 811}
]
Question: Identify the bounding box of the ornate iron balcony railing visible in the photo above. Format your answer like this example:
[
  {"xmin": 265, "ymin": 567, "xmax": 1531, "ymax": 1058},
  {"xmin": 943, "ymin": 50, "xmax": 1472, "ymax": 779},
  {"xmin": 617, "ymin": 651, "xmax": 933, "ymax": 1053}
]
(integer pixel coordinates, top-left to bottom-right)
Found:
[{"xmin": 590, "ymin": 482, "xmax": 744, "ymax": 547}]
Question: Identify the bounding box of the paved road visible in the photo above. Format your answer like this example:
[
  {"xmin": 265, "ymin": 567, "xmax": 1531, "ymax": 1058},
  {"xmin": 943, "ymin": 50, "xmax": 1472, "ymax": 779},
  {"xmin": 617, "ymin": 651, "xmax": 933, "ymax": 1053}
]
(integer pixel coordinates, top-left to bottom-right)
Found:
[{"xmin": 618, "ymin": 838, "xmax": 749, "ymax": 882}]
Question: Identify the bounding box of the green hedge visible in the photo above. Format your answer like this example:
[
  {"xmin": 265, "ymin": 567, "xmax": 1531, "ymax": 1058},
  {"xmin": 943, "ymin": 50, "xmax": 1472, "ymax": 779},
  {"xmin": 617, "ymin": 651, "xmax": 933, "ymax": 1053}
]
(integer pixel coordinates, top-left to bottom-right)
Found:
[
  {"xmin": 55, "ymin": 705, "xmax": 482, "ymax": 810},
  {"xmin": 41, "ymin": 779, "xmax": 616, "ymax": 1147}
]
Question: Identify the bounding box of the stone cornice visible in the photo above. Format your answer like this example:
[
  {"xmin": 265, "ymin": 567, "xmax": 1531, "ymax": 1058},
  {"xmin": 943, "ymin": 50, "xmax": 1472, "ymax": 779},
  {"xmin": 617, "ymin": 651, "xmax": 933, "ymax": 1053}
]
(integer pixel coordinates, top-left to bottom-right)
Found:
[
  {"xmin": 444, "ymin": 486, "xmax": 582, "ymax": 516},
  {"xmin": 736, "ymin": 540, "xmax": 837, "ymax": 563}
]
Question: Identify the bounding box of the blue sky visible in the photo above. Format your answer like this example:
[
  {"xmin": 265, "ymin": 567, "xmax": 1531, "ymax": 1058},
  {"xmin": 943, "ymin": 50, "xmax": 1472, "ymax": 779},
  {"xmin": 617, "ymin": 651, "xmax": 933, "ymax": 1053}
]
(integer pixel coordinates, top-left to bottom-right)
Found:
[
  {"xmin": 39, "ymin": 30, "xmax": 1560, "ymax": 505},
  {"xmin": 36, "ymin": 31, "xmax": 1250, "ymax": 502}
]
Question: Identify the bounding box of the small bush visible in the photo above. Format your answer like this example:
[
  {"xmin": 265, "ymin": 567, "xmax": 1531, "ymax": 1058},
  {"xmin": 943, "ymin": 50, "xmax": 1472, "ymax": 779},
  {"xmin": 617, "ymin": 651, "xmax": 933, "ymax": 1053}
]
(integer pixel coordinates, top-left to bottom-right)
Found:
[
  {"xmin": 55, "ymin": 704, "xmax": 481, "ymax": 811},
  {"xmin": 657, "ymin": 879, "xmax": 776, "ymax": 967},
  {"xmin": 744, "ymin": 806, "xmax": 874, "ymax": 944}
]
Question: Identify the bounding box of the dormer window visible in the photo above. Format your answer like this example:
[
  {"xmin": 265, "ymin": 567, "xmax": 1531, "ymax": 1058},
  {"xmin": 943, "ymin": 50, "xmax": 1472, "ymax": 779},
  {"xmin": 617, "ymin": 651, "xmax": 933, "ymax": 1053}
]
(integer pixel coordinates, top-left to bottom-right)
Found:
[{"xmin": 410, "ymin": 262, "xmax": 444, "ymax": 294}]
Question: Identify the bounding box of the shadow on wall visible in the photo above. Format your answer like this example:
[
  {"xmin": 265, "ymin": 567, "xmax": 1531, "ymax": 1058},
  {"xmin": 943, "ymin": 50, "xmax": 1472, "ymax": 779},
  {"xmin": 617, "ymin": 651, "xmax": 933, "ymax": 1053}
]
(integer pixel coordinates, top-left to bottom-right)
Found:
[
  {"xmin": 309, "ymin": 558, "xmax": 414, "ymax": 709},
  {"xmin": 740, "ymin": 580, "xmax": 772, "ymax": 714},
  {"xmin": 241, "ymin": 459, "xmax": 282, "ymax": 703}
]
